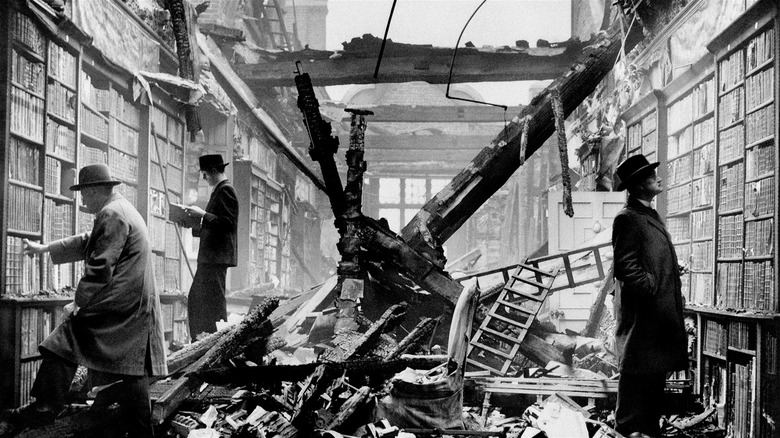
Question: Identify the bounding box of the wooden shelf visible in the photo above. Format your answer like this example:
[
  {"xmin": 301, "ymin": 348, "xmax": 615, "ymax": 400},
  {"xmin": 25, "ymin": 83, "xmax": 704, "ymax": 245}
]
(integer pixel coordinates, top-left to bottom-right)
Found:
[
  {"xmin": 745, "ymin": 171, "xmax": 774, "ymax": 183},
  {"xmin": 47, "ymin": 110, "xmax": 75, "ymax": 127},
  {"xmin": 718, "ymin": 81, "xmax": 744, "ymax": 97},
  {"xmin": 10, "ymin": 130, "xmax": 44, "ymax": 147},
  {"xmin": 12, "ymin": 40, "xmax": 44, "ymax": 63},
  {"xmin": 746, "ymin": 98, "xmax": 775, "ymax": 116},
  {"xmin": 8, "ymin": 179, "xmax": 42, "ymax": 191},
  {"xmin": 745, "ymin": 255, "xmax": 773, "ymax": 262},
  {"xmin": 80, "ymin": 130, "xmax": 108, "ymax": 147},
  {"xmin": 718, "ymin": 155, "xmax": 743, "ymax": 167},
  {"xmin": 718, "ymin": 207, "xmax": 743, "ymax": 216},
  {"xmin": 45, "ymin": 192, "xmax": 74, "ymax": 203},
  {"xmin": 702, "ymin": 350, "xmax": 727, "ymax": 361},
  {"xmin": 11, "ymin": 81, "xmax": 44, "ymax": 100},
  {"xmin": 745, "ymin": 135, "xmax": 775, "ymax": 150},
  {"xmin": 744, "ymin": 213, "xmax": 774, "ymax": 222},
  {"xmin": 47, "ymin": 74, "xmax": 76, "ymax": 93},
  {"xmin": 45, "ymin": 151, "xmax": 75, "ymax": 165},
  {"xmin": 745, "ymin": 57, "xmax": 775, "ymax": 77},
  {"xmin": 718, "ymin": 118, "xmax": 743, "ymax": 132}
]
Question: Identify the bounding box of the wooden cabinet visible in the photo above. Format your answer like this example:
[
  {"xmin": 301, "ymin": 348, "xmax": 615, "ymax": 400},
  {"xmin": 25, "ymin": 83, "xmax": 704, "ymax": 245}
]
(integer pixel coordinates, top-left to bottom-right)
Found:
[{"xmin": 0, "ymin": 297, "xmax": 70, "ymax": 409}]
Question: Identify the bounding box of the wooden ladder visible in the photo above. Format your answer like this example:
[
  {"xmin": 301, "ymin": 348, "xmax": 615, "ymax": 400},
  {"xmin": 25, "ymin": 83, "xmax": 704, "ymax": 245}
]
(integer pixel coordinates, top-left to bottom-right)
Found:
[
  {"xmin": 466, "ymin": 261, "xmax": 560, "ymax": 375},
  {"xmin": 261, "ymin": 0, "xmax": 295, "ymax": 51}
]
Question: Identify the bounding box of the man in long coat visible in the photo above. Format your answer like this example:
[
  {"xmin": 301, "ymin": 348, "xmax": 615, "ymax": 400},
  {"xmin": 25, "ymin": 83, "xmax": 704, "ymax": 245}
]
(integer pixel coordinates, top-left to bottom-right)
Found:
[
  {"xmin": 612, "ymin": 154, "xmax": 688, "ymax": 438},
  {"xmin": 12, "ymin": 164, "xmax": 167, "ymax": 437},
  {"xmin": 181, "ymin": 154, "xmax": 238, "ymax": 339}
]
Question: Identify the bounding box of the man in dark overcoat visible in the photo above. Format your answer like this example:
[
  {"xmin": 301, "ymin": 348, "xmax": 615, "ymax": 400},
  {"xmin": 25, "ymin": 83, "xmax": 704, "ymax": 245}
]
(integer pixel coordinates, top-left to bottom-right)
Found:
[
  {"xmin": 182, "ymin": 154, "xmax": 238, "ymax": 339},
  {"xmin": 612, "ymin": 154, "xmax": 688, "ymax": 438},
  {"xmin": 12, "ymin": 163, "xmax": 168, "ymax": 437}
]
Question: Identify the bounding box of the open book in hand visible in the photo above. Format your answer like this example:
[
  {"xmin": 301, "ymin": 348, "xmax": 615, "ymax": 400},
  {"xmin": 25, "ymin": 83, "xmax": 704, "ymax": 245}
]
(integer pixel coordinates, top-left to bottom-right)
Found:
[{"xmin": 169, "ymin": 203, "xmax": 200, "ymax": 228}]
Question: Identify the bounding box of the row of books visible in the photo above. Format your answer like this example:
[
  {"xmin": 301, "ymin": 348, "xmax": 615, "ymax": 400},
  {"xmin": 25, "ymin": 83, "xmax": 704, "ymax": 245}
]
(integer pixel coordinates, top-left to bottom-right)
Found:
[
  {"xmin": 667, "ymin": 216, "xmax": 691, "ymax": 242},
  {"xmin": 718, "ymin": 125, "xmax": 744, "ymax": 164},
  {"xmin": 19, "ymin": 359, "xmax": 40, "ymax": 407},
  {"xmin": 626, "ymin": 123, "xmax": 642, "ymax": 151},
  {"xmin": 11, "ymin": 12, "xmax": 44, "ymax": 56},
  {"xmin": 44, "ymin": 156, "xmax": 62, "ymax": 195},
  {"xmin": 703, "ymin": 360, "xmax": 727, "ymax": 409},
  {"xmin": 692, "ymin": 77, "xmax": 716, "ymax": 119},
  {"xmin": 746, "ymin": 143, "xmax": 775, "ymax": 180},
  {"xmin": 4, "ymin": 237, "xmax": 42, "ymax": 296},
  {"xmin": 108, "ymin": 148, "xmax": 139, "ymax": 184},
  {"xmin": 80, "ymin": 71, "xmax": 110, "ymax": 112},
  {"xmin": 149, "ymin": 216, "xmax": 167, "ymax": 253},
  {"xmin": 153, "ymin": 254, "xmax": 166, "ymax": 294},
  {"xmin": 11, "ymin": 49, "xmax": 45, "ymax": 95},
  {"xmin": 667, "ymin": 154, "xmax": 692, "ymax": 186},
  {"xmin": 7, "ymin": 184, "xmax": 43, "ymax": 232},
  {"xmin": 46, "ymin": 120, "xmax": 77, "ymax": 162},
  {"xmin": 717, "ymin": 214, "xmax": 743, "ymax": 259},
  {"xmin": 729, "ymin": 320, "xmax": 752, "ymax": 350},
  {"xmin": 729, "ymin": 360, "xmax": 754, "ymax": 438},
  {"xmin": 745, "ymin": 104, "xmax": 774, "ymax": 145},
  {"xmin": 693, "ymin": 175, "xmax": 715, "ymax": 208},
  {"xmin": 745, "ymin": 178, "xmax": 774, "ymax": 218},
  {"xmin": 47, "ymin": 82, "xmax": 76, "ymax": 123},
  {"xmin": 115, "ymin": 183, "xmax": 139, "ymax": 209},
  {"xmin": 745, "ymin": 66, "xmax": 774, "ymax": 110},
  {"xmin": 642, "ymin": 110, "xmax": 657, "ymax": 134},
  {"xmin": 43, "ymin": 199, "xmax": 75, "ymax": 290},
  {"xmin": 8, "ymin": 137, "xmax": 40, "ymax": 186},
  {"xmin": 108, "ymin": 88, "xmax": 141, "ymax": 127},
  {"xmin": 79, "ymin": 143, "xmax": 108, "ymax": 166},
  {"xmin": 10, "ymin": 86, "xmax": 45, "ymax": 143},
  {"xmin": 165, "ymin": 222, "xmax": 181, "ymax": 258},
  {"xmin": 668, "ymin": 93, "xmax": 695, "ymax": 134},
  {"xmin": 704, "ymin": 319, "xmax": 728, "ymax": 356},
  {"xmin": 164, "ymin": 258, "xmax": 181, "ymax": 292},
  {"xmin": 693, "ymin": 117, "xmax": 715, "ymax": 149},
  {"xmin": 718, "ymin": 50, "xmax": 744, "ymax": 92},
  {"xmin": 717, "ymin": 262, "xmax": 743, "ymax": 309},
  {"xmin": 692, "ymin": 143, "xmax": 714, "ymax": 176},
  {"xmin": 718, "ymin": 87, "xmax": 743, "ymax": 126},
  {"xmin": 692, "ymin": 240, "xmax": 713, "ymax": 271},
  {"xmin": 80, "ymin": 104, "xmax": 109, "ymax": 142},
  {"xmin": 743, "ymin": 261, "xmax": 775, "ymax": 311},
  {"xmin": 48, "ymin": 43, "xmax": 77, "ymax": 88},
  {"xmin": 692, "ymin": 209, "xmax": 714, "ymax": 240},
  {"xmin": 745, "ymin": 26, "xmax": 774, "ymax": 71},
  {"xmin": 763, "ymin": 329, "xmax": 778, "ymax": 374},
  {"xmin": 666, "ymin": 183, "xmax": 691, "ymax": 215},
  {"xmin": 744, "ymin": 218, "xmax": 773, "ymax": 257},
  {"xmin": 19, "ymin": 307, "xmax": 59, "ymax": 359},
  {"xmin": 151, "ymin": 107, "xmax": 185, "ymax": 145},
  {"xmin": 718, "ymin": 162, "xmax": 744, "ymax": 211},
  {"xmin": 109, "ymin": 118, "xmax": 139, "ymax": 155}
]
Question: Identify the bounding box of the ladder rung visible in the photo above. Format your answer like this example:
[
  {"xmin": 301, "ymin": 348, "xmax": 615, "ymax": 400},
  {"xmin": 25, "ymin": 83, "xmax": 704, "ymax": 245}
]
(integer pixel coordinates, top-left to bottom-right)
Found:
[
  {"xmin": 480, "ymin": 325, "xmax": 527, "ymax": 344},
  {"xmin": 518, "ymin": 262, "xmax": 556, "ymax": 277},
  {"xmin": 466, "ymin": 358, "xmax": 503, "ymax": 375},
  {"xmin": 485, "ymin": 312, "xmax": 532, "ymax": 329},
  {"xmin": 511, "ymin": 275, "xmax": 548, "ymax": 290},
  {"xmin": 503, "ymin": 286, "xmax": 546, "ymax": 302},
  {"xmin": 495, "ymin": 298, "xmax": 539, "ymax": 314},
  {"xmin": 469, "ymin": 341, "xmax": 515, "ymax": 360}
]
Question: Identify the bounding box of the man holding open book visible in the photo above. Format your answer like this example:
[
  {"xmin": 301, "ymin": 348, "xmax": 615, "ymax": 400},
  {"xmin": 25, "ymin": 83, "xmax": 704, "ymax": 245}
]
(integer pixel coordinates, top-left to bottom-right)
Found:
[{"xmin": 177, "ymin": 154, "xmax": 238, "ymax": 340}]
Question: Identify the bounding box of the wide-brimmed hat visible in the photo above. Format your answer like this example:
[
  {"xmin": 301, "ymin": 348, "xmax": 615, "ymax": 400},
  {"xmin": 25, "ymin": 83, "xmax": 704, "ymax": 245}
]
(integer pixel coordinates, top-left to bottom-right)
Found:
[
  {"xmin": 614, "ymin": 154, "xmax": 660, "ymax": 191},
  {"xmin": 199, "ymin": 154, "xmax": 229, "ymax": 170},
  {"xmin": 69, "ymin": 163, "xmax": 122, "ymax": 191}
]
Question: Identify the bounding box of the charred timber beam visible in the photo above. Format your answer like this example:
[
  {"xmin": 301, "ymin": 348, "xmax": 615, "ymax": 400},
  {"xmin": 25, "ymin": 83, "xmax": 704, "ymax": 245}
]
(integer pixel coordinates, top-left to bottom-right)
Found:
[
  {"xmin": 191, "ymin": 356, "xmax": 447, "ymax": 386},
  {"xmin": 237, "ymin": 49, "xmax": 581, "ymax": 87},
  {"xmin": 400, "ymin": 17, "xmax": 644, "ymax": 260}
]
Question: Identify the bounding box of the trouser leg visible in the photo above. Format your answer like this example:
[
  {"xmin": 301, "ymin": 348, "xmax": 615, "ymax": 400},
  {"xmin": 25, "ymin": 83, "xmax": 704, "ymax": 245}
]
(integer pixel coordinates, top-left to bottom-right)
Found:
[
  {"xmin": 187, "ymin": 264, "xmax": 228, "ymax": 339},
  {"xmin": 30, "ymin": 349, "xmax": 77, "ymax": 408},
  {"xmin": 90, "ymin": 372, "xmax": 153, "ymax": 438},
  {"xmin": 615, "ymin": 372, "xmax": 666, "ymax": 437}
]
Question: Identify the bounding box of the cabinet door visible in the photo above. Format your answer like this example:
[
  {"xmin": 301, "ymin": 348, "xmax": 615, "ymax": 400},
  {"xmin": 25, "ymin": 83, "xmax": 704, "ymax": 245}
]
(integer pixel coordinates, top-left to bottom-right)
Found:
[{"xmin": 548, "ymin": 191, "xmax": 625, "ymax": 253}]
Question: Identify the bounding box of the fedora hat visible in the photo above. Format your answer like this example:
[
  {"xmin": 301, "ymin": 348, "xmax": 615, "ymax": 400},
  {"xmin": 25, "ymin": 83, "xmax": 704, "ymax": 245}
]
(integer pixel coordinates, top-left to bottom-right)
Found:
[
  {"xmin": 614, "ymin": 154, "xmax": 660, "ymax": 191},
  {"xmin": 199, "ymin": 154, "xmax": 230, "ymax": 170},
  {"xmin": 70, "ymin": 163, "xmax": 122, "ymax": 191}
]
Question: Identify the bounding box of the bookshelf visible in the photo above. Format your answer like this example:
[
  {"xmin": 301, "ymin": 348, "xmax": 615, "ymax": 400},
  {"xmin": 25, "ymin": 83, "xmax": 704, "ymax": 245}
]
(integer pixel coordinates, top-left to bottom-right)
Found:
[
  {"xmin": 1, "ymin": 5, "xmax": 191, "ymax": 407},
  {"xmin": 233, "ymin": 160, "xmax": 285, "ymax": 289},
  {"xmin": 662, "ymin": 58, "xmax": 717, "ymax": 311},
  {"xmin": 704, "ymin": 1, "xmax": 778, "ymax": 435},
  {"xmin": 149, "ymin": 105, "xmax": 186, "ymax": 295}
]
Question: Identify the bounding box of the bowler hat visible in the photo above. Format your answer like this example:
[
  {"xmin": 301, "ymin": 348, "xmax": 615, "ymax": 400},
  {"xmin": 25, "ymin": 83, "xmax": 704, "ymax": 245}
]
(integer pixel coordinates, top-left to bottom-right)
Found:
[
  {"xmin": 199, "ymin": 154, "xmax": 229, "ymax": 170},
  {"xmin": 69, "ymin": 163, "xmax": 122, "ymax": 191},
  {"xmin": 614, "ymin": 154, "xmax": 660, "ymax": 191}
]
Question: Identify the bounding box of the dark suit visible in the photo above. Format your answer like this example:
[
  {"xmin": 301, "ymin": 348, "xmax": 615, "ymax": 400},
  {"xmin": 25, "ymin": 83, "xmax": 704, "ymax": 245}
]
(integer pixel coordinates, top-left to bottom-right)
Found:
[
  {"xmin": 612, "ymin": 196, "xmax": 688, "ymax": 436},
  {"xmin": 188, "ymin": 180, "xmax": 238, "ymax": 337}
]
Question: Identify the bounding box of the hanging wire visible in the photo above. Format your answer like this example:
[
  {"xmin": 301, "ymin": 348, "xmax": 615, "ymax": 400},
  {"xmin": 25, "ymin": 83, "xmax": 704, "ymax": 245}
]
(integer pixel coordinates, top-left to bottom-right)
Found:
[
  {"xmin": 374, "ymin": 0, "xmax": 400, "ymax": 79},
  {"xmin": 445, "ymin": 0, "xmax": 507, "ymax": 111}
]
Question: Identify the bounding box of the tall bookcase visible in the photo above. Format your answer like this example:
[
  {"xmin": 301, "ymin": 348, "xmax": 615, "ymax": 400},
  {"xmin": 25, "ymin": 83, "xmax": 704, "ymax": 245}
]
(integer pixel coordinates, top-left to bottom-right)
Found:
[
  {"xmin": 704, "ymin": 1, "xmax": 778, "ymax": 436},
  {"xmin": 233, "ymin": 160, "xmax": 285, "ymax": 290},
  {"xmin": 0, "ymin": 4, "xmax": 190, "ymax": 407}
]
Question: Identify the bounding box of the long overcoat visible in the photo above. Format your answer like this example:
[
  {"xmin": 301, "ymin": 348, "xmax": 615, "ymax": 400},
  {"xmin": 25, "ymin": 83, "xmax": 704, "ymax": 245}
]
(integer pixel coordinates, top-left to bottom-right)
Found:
[
  {"xmin": 41, "ymin": 193, "xmax": 168, "ymax": 376},
  {"xmin": 193, "ymin": 179, "xmax": 237, "ymax": 266},
  {"xmin": 612, "ymin": 196, "xmax": 688, "ymax": 374}
]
